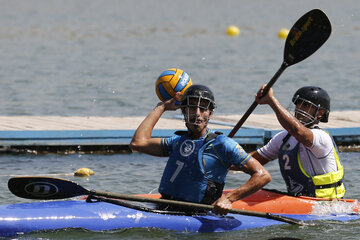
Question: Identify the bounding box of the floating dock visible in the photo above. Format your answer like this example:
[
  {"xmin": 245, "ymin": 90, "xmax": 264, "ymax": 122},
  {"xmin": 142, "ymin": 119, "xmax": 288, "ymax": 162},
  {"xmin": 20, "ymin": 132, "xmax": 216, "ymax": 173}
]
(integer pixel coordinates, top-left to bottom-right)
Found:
[{"xmin": 0, "ymin": 111, "xmax": 359, "ymax": 154}]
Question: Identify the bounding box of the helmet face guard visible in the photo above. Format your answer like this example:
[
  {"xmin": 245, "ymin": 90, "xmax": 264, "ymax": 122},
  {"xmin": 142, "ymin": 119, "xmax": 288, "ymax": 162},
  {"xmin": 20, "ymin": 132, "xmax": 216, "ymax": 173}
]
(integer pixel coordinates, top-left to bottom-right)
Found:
[
  {"xmin": 181, "ymin": 96, "xmax": 214, "ymax": 125},
  {"xmin": 180, "ymin": 85, "xmax": 216, "ymax": 126},
  {"xmin": 292, "ymin": 96, "xmax": 321, "ymax": 127},
  {"xmin": 292, "ymin": 86, "xmax": 330, "ymax": 127}
]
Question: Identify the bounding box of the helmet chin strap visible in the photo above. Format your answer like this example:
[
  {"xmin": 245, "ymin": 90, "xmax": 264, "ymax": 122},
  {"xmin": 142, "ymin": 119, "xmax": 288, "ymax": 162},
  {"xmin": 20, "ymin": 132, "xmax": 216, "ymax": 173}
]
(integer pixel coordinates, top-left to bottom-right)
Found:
[{"xmin": 304, "ymin": 119, "xmax": 319, "ymax": 128}]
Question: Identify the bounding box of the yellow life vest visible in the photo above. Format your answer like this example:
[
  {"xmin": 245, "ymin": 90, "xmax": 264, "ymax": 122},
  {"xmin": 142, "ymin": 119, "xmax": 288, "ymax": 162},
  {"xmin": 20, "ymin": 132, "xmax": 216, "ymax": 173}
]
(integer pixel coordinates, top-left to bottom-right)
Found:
[{"xmin": 298, "ymin": 140, "xmax": 345, "ymax": 199}]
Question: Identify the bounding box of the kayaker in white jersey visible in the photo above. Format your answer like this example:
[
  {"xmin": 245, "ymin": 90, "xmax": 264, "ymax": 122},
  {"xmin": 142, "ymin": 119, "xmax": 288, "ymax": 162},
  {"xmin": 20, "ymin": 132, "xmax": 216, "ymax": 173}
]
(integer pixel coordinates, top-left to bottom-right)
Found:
[
  {"xmin": 130, "ymin": 84, "xmax": 271, "ymax": 215},
  {"xmin": 250, "ymin": 85, "xmax": 345, "ymax": 198}
]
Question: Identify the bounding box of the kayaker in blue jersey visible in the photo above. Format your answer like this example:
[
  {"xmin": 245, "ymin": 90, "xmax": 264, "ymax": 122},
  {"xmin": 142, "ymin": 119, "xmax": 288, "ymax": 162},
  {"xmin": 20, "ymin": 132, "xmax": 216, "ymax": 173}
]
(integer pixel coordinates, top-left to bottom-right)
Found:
[
  {"xmin": 130, "ymin": 84, "xmax": 271, "ymax": 215},
  {"xmin": 249, "ymin": 85, "xmax": 345, "ymax": 199}
]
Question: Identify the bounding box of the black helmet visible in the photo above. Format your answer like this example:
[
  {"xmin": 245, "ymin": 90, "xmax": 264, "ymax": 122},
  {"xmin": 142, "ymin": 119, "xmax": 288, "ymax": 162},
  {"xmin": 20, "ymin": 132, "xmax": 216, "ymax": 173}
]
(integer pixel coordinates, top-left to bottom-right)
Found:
[
  {"xmin": 180, "ymin": 84, "xmax": 216, "ymax": 111},
  {"xmin": 292, "ymin": 86, "xmax": 330, "ymax": 124}
]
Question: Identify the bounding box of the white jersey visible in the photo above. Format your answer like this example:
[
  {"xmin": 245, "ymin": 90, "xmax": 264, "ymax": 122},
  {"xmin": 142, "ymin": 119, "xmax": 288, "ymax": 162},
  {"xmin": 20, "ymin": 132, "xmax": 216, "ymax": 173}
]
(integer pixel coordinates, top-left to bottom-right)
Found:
[{"xmin": 257, "ymin": 128, "xmax": 338, "ymax": 176}]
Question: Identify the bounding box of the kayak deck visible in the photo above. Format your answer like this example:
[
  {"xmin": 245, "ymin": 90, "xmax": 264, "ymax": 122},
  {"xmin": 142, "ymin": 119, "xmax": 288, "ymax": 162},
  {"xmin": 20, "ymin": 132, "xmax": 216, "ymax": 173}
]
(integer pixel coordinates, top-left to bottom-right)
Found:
[{"xmin": 138, "ymin": 189, "xmax": 360, "ymax": 215}]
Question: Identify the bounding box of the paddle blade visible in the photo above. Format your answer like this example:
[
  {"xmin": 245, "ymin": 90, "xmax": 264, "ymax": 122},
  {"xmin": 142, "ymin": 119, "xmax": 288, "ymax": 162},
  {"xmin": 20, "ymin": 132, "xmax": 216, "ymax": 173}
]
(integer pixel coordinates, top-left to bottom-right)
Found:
[
  {"xmin": 8, "ymin": 177, "xmax": 89, "ymax": 199},
  {"xmin": 284, "ymin": 9, "xmax": 331, "ymax": 66}
]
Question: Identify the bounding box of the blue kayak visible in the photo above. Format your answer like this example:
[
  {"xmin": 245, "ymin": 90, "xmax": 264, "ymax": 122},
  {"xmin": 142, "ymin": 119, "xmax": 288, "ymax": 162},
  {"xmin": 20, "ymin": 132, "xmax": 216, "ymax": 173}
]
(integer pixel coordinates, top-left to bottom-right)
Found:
[{"xmin": 0, "ymin": 199, "xmax": 359, "ymax": 237}]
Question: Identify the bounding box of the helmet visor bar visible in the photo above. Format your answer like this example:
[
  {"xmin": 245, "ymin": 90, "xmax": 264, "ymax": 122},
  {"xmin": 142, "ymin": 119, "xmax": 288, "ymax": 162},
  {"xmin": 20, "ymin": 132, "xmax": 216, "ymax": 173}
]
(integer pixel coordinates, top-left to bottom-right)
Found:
[{"xmin": 181, "ymin": 95, "xmax": 214, "ymax": 110}]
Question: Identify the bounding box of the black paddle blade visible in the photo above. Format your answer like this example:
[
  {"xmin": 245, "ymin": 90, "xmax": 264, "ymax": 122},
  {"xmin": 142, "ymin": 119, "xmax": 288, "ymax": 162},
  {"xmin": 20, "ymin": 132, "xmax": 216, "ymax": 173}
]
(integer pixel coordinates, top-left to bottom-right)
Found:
[
  {"xmin": 8, "ymin": 177, "xmax": 89, "ymax": 199},
  {"xmin": 284, "ymin": 9, "xmax": 331, "ymax": 66}
]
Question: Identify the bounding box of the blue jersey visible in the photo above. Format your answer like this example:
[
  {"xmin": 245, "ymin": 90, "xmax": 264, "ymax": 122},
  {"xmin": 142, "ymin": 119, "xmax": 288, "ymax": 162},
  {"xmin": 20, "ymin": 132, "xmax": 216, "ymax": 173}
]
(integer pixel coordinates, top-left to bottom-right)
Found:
[{"xmin": 159, "ymin": 129, "xmax": 250, "ymax": 203}]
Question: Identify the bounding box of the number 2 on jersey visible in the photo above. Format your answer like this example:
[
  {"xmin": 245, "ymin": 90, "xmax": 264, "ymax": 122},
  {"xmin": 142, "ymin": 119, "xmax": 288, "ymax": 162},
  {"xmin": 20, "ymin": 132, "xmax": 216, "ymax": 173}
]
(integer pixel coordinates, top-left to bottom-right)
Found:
[{"xmin": 283, "ymin": 154, "xmax": 291, "ymax": 170}]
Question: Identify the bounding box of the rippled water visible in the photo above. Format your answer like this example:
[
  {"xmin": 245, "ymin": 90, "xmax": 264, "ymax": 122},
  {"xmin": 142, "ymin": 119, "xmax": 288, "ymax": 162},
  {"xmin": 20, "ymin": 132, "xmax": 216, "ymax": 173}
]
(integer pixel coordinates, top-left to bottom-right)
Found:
[
  {"xmin": 0, "ymin": 0, "xmax": 359, "ymax": 117},
  {"xmin": 1, "ymin": 0, "xmax": 360, "ymax": 239}
]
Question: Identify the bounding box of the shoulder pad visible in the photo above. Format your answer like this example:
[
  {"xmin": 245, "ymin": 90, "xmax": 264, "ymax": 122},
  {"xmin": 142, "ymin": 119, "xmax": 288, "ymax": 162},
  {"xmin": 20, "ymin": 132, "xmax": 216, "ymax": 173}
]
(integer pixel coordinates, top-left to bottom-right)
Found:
[
  {"xmin": 205, "ymin": 131, "xmax": 223, "ymax": 143},
  {"xmin": 174, "ymin": 130, "xmax": 187, "ymax": 136}
]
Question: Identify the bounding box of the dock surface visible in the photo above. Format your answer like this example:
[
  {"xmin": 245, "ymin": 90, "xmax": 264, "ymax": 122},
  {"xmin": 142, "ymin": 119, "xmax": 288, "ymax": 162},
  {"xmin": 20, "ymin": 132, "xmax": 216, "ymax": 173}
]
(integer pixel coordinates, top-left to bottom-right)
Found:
[
  {"xmin": 0, "ymin": 111, "xmax": 359, "ymax": 154},
  {"xmin": 0, "ymin": 111, "xmax": 359, "ymax": 130}
]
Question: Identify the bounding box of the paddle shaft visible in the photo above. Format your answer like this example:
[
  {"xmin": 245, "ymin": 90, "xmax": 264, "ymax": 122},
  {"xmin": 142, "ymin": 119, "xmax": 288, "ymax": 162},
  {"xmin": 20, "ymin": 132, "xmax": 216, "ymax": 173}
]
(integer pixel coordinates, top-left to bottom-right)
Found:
[
  {"xmin": 228, "ymin": 9, "xmax": 331, "ymax": 137},
  {"xmin": 92, "ymin": 190, "xmax": 305, "ymax": 225},
  {"xmin": 8, "ymin": 176, "xmax": 306, "ymax": 225},
  {"xmin": 228, "ymin": 62, "xmax": 288, "ymax": 138}
]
